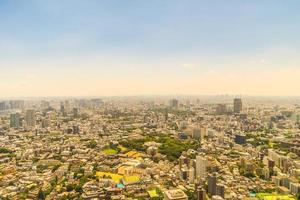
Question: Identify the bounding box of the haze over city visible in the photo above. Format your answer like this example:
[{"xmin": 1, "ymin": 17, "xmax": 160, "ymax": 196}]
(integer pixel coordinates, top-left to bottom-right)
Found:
[
  {"xmin": 1, "ymin": 1, "xmax": 300, "ymax": 200},
  {"xmin": 1, "ymin": 0, "xmax": 300, "ymax": 97}
]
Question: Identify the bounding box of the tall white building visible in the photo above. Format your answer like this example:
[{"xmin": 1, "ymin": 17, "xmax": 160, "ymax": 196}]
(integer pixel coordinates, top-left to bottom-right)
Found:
[
  {"xmin": 196, "ymin": 155, "xmax": 207, "ymax": 181},
  {"xmin": 188, "ymin": 166, "xmax": 195, "ymax": 184}
]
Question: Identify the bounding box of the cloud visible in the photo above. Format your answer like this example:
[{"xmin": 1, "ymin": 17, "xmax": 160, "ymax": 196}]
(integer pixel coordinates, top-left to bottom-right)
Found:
[
  {"xmin": 260, "ymin": 59, "xmax": 266, "ymax": 64},
  {"xmin": 182, "ymin": 63, "xmax": 196, "ymax": 69},
  {"xmin": 1, "ymin": 53, "xmax": 300, "ymax": 97},
  {"xmin": 25, "ymin": 73, "xmax": 37, "ymax": 80}
]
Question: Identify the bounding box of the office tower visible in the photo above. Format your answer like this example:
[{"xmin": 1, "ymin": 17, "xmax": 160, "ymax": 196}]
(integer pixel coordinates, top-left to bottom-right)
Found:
[
  {"xmin": 193, "ymin": 128, "xmax": 201, "ymax": 140},
  {"xmin": 25, "ymin": 109, "xmax": 36, "ymax": 127},
  {"xmin": 165, "ymin": 108, "xmax": 168, "ymax": 121},
  {"xmin": 193, "ymin": 127, "xmax": 206, "ymax": 141},
  {"xmin": 188, "ymin": 167, "xmax": 195, "ymax": 184},
  {"xmin": 208, "ymin": 174, "xmax": 217, "ymax": 196},
  {"xmin": 41, "ymin": 100, "xmax": 50, "ymax": 111},
  {"xmin": 90, "ymin": 98, "xmax": 103, "ymax": 108},
  {"xmin": 0, "ymin": 101, "xmax": 6, "ymax": 111},
  {"xmin": 10, "ymin": 113, "xmax": 21, "ymax": 128},
  {"xmin": 196, "ymin": 155, "xmax": 207, "ymax": 180},
  {"xmin": 64, "ymin": 100, "xmax": 70, "ymax": 113},
  {"xmin": 42, "ymin": 118, "xmax": 50, "ymax": 128},
  {"xmin": 233, "ymin": 98, "xmax": 242, "ymax": 113},
  {"xmin": 196, "ymin": 186, "xmax": 206, "ymax": 200},
  {"xmin": 216, "ymin": 104, "xmax": 227, "ymax": 115},
  {"xmin": 60, "ymin": 102, "xmax": 65, "ymax": 114},
  {"xmin": 73, "ymin": 108, "xmax": 79, "ymax": 118},
  {"xmin": 170, "ymin": 99, "xmax": 179, "ymax": 109},
  {"xmin": 9, "ymin": 100, "xmax": 24, "ymax": 109}
]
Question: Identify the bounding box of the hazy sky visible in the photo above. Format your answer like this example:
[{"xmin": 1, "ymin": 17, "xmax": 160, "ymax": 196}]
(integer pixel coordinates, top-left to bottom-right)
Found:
[{"xmin": 1, "ymin": 0, "xmax": 300, "ymax": 97}]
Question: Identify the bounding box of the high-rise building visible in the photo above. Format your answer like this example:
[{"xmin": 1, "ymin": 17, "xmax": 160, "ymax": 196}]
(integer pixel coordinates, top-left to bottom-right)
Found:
[
  {"xmin": 233, "ymin": 98, "xmax": 242, "ymax": 113},
  {"xmin": 73, "ymin": 108, "xmax": 79, "ymax": 118},
  {"xmin": 60, "ymin": 102, "xmax": 65, "ymax": 114},
  {"xmin": 41, "ymin": 100, "xmax": 50, "ymax": 111},
  {"xmin": 0, "ymin": 101, "xmax": 6, "ymax": 111},
  {"xmin": 10, "ymin": 113, "xmax": 21, "ymax": 128},
  {"xmin": 170, "ymin": 99, "xmax": 179, "ymax": 109},
  {"xmin": 90, "ymin": 98, "xmax": 103, "ymax": 108},
  {"xmin": 196, "ymin": 155, "xmax": 207, "ymax": 180},
  {"xmin": 25, "ymin": 109, "xmax": 36, "ymax": 127},
  {"xmin": 208, "ymin": 174, "xmax": 217, "ymax": 196},
  {"xmin": 42, "ymin": 118, "xmax": 50, "ymax": 128},
  {"xmin": 9, "ymin": 100, "xmax": 24, "ymax": 109},
  {"xmin": 188, "ymin": 167, "xmax": 195, "ymax": 184},
  {"xmin": 216, "ymin": 104, "xmax": 227, "ymax": 115},
  {"xmin": 64, "ymin": 100, "xmax": 70, "ymax": 113},
  {"xmin": 193, "ymin": 128, "xmax": 201, "ymax": 140},
  {"xmin": 192, "ymin": 127, "xmax": 207, "ymax": 141}
]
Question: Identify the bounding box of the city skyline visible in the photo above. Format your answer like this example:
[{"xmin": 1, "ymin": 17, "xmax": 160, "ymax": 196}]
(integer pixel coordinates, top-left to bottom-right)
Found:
[{"xmin": 1, "ymin": 1, "xmax": 300, "ymax": 97}]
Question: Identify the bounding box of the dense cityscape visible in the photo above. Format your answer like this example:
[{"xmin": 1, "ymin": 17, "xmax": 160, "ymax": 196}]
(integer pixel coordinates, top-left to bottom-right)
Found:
[
  {"xmin": 2, "ymin": 1, "xmax": 300, "ymax": 199},
  {"xmin": 0, "ymin": 96, "xmax": 299, "ymax": 200}
]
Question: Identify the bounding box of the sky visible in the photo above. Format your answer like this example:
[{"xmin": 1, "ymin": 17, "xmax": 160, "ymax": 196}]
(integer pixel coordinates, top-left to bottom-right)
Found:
[{"xmin": 1, "ymin": 0, "xmax": 300, "ymax": 97}]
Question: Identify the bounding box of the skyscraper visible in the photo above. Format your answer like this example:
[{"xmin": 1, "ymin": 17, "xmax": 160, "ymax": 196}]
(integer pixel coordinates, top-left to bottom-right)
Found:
[
  {"xmin": 216, "ymin": 104, "xmax": 227, "ymax": 115},
  {"xmin": 170, "ymin": 99, "xmax": 179, "ymax": 109},
  {"xmin": 208, "ymin": 174, "xmax": 217, "ymax": 196},
  {"xmin": 10, "ymin": 113, "xmax": 21, "ymax": 128},
  {"xmin": 188, "ymin": 167, "xmax": 195, "ymax": 184},
  {"xmin": 41, "ymin": 100, "xmax": 50, "ymax": 111},
  {"xmin": 73, "ymin": 108, "xmax": 79, "ymax": 118},
  {"xmin": 192, "ymin": 127, "xmax": 206, "ymax": 141},
  {"xmin": 60, "ymin": 102, "xmax": 65, "ymax": 115},
  {"xmin": 0, "ymin": 101, "xmax": 6, "ymax": 111},
  {"xmin": 9, "ymin": 100, "xmax": 24, "ymax": 109},
  {"xmin": 25, "ymin": 109, "xmax": 36, "ymax": 127},
  {"xmin": 233, "ymin": 98, "xmax": 242, "ymax": 113},
  {"xmin": 64, "ymin": 100, "xmax": 70, "ymax": 113},
  {"xmin": 196, "ymin": 155, "xmax": 207, "ymax": 180}
]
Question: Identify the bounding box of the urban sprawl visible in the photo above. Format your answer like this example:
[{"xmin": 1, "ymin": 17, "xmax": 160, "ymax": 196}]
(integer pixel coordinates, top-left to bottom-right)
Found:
[{"xmin": 0, "ymin": 97, "xmax": 299, "ymax": 200}]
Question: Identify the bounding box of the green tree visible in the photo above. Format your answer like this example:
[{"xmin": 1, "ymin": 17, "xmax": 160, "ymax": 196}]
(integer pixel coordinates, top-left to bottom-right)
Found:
[
  {"xmin": 66, "ymin": 184, "xmax": 74, "ymax": 192},
  {"xmin": 0, "ymin": 147, "xmax": 13, "ymax": 153},
  {"xmin": 38, "ymin": 189, "xmax": 45, "ymax": 200},
  {"xmin": 88, "ymin": 140, "xmax": 97, "ymax": 149},
  {"xmin": 51, "ymin": 165, "xmax": 60, "ymax": 172},
  {"xmin": 75, "ymin": 184, "xmax": 83, "ymax": 193}
]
